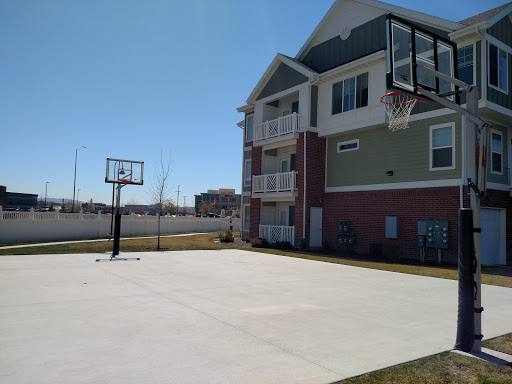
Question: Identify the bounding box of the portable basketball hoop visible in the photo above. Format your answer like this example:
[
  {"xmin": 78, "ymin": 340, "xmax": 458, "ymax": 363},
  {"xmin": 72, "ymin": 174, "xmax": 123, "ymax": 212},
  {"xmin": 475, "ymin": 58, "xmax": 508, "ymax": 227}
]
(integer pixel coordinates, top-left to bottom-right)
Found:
[{"xmin": 380, "ymin": 92, "xmax": 427, "ymax": 131}]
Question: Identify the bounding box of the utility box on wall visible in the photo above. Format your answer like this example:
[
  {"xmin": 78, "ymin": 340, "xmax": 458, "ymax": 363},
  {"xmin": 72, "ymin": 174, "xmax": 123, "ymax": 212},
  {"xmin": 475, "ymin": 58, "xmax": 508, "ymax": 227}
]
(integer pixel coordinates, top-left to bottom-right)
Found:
[
  {"xmin": 425, "ymin": 220, "xmax": 449, "ymax": 249},
  {"xmin": 385, "ymin": 216, "xmax": 399, "ymax": 239}
]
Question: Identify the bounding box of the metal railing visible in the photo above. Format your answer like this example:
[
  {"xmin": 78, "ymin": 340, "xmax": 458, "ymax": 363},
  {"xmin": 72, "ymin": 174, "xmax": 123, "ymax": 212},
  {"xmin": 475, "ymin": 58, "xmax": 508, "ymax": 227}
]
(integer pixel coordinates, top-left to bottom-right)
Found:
[
  {"xmin": 259, "ymin": 224, "xmax": 294, "ymax": 246},
  {"xmin": 253, "ymin": 171, "xmax": 297, "ymax": 193},
  {"xmin": 254, "ymin": 113, "xmax": 300, "ymax": 142}
]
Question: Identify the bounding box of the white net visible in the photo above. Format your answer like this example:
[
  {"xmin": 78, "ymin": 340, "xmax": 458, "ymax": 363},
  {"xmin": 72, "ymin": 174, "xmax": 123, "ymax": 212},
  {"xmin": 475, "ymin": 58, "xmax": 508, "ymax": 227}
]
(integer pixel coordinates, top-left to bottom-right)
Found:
[{"xmin": 381, "ymin": 93, "xmax": 419, "ymax": 132}]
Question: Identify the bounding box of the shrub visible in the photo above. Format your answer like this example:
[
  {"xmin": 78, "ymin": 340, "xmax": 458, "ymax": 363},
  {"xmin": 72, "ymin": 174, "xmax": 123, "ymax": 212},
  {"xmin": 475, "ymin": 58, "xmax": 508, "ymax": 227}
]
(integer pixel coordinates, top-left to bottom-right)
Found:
[
  {"xmin": 219, "ymin": 229, "xmax": 234, "ymax": 243},
  {"xmin": 251, "ymin": 238, "xmax": 269, "ymax": 248},
  {"xmin": 275, "ymin": 241, "xmax": 293, "ymax": 250}
]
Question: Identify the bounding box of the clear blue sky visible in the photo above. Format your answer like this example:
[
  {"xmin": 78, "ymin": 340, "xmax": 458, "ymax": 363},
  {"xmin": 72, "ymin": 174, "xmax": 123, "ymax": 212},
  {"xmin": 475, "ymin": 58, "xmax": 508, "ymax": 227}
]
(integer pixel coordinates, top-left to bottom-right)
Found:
[{"xmin": 0, "ymin": 0, "xmax": 507, "ymax": 206}]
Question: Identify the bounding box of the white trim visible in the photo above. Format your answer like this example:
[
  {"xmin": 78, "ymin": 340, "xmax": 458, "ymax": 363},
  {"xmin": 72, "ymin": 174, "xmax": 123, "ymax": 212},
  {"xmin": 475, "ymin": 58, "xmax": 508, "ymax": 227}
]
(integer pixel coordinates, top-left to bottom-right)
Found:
[
  {"xmin": 243, "ymin": 146, "xmax": 252, "ymax": 152},
  {"xmin": 429, "ymin": 122, "xmax": 456, "ymax": 171},
  {"xmin": 241, "ymin": 191, "xmax": 252, "ymax": 196},
  {"xmin": 486, "ymin": 182, "xmax": 510, "ymax": 191},
  {"xmin": 480, "ymin": 100, "xmax": 512, "ymax": 123},
  {"xmin": 486, "ymin": 38, "xmax": 510, "ymax": 95},
  {"xmin": 408, "ymin": 107, "xmax": 457, "ymax": 122},
  {"xmin": 252, "ymin": 191, "xmax": 298, "ymax": 200},
  {"xmin": 325, "ymin": 178, "xmax": 462, "ymax": 193},
  {"xmin": 255, "ymin": 83, "xmax": 307, "ymax": 105},
  {"xmin": 337, "ymin": 139, "xmax": 359, "ymax": 153},
  {"xmin": 247, "ymin": 54, "xmax": 317, "ymax": 104},
  {"xmin": 487, "ymin": 4, "xmax": 512, "ymax": 30},
  {"xmin": 242, "ymin": 203, "xmax": 250, "ymax": 232},
  {"xmin": 491, "ymin": 129, "xmax": 504, "ymax": 175},
  {"xmin": 245, "ymin": 114, "xmax": 254, "ymax": 142},
  {"xmin": 314, "ymin": 51, "xmax": 385, "ymax": 84},
  {"xmin": 296, "ymin": 0, "xmax": 462, "ymax": 60},
  {"xmin": 244, "ymin": 159, "xmax": 252, "ymax": 187},
  {"xmin": 261, "ymin": 138, "xmax": 297, "ymax": 151}
]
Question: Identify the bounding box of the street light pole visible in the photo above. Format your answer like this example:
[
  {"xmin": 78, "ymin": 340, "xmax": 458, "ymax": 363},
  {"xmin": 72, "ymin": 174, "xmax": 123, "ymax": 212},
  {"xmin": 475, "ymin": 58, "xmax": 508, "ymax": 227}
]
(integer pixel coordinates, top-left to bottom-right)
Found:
[
  {"xmin": 72, "ymin": 145, "xmax": 86, "ymax": 213},
  {"xmin": 77, "ymin": 189, "xmax": 81, "ymax": 212},
  {"xmin": 45, "ymin": 181, "xmax": 50, "ymax": 205}
]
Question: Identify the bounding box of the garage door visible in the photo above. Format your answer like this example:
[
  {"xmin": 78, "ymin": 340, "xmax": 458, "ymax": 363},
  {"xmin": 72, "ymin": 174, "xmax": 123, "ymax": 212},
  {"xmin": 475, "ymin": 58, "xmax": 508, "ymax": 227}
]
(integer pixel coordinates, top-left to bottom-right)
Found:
[{"xmin": 481, "ymin": 208, "xmax": 505, "ymax": 265}]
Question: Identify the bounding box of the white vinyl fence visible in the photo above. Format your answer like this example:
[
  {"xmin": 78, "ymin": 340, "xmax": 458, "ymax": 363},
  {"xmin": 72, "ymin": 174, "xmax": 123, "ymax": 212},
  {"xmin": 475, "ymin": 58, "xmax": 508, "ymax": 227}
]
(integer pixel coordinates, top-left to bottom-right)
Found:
[{"xmin": 0, "ymin": 207, "xmax": 240, "ymax": 244}]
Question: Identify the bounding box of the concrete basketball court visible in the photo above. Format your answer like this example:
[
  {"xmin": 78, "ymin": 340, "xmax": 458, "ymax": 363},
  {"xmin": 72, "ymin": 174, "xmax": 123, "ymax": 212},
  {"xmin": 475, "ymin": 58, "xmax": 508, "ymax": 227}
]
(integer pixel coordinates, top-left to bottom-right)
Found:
[{"xmin": 1, "ymin": 249, "xmax": 511, "ymax": 384}]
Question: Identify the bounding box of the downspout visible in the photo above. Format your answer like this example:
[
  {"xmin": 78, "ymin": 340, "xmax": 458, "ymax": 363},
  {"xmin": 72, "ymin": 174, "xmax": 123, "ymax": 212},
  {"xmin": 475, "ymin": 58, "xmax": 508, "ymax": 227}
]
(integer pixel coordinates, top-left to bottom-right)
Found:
[{"xmin": 303, "ymin": 127, "xmax": 307, "ymax": 241}]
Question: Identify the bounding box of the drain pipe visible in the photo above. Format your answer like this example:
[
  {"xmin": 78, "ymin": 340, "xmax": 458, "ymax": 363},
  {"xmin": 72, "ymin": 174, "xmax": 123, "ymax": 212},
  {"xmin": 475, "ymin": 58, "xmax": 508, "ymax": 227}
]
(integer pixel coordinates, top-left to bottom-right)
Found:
[{"xmin": 303, "ymin": 127, "xmax": 307, "ymax": 241}]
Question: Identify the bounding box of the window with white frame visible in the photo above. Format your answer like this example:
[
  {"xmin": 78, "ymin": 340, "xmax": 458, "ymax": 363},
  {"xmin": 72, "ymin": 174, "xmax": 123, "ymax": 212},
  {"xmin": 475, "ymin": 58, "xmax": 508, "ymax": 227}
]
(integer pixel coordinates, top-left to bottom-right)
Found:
[
  {"xmin": 488, "ymin": 42, "xmax": 508, "ymax": 93},
  {"xmin": 337, "ymin": 139, "xmax": 359, "ymax": 153},
  {"xmin": 457, "ymin": 45, "xmax": 473, "ymax": 85},
  {"xmin": 430, "ymin": 123, "xmax": 455, "ymax": 170},
  {"xmin": 244, "ymin": 159, "xmax": 252, "ymax": 186},
  {"xmin": 491, "ymin": 130, "xmax": 503, "ymax": 174},
  {"xmin": 332, "ymin": 72, "xmax": 368, "ymax": 115},
  {"xmin": 243, "ymin": 204, "xmax": 250, "ymax": 231},
  {"xmin": 246, "ymin": 115, "xmax": 254, "ymax": 142}
]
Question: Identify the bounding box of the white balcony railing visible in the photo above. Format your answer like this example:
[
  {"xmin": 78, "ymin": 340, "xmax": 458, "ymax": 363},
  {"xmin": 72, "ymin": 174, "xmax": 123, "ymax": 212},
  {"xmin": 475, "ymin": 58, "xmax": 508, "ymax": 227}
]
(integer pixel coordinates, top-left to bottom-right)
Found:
[
  {"xmin": 254, "ymin": 113, "xmax": 300, "ymax": 142},
  {"xmin": 253, "ymin": 171, "xmax": 297, "ymax": 193},
  {"xmin": 259, "ymin": 224, "xmax": 294, "ymax": 246}
]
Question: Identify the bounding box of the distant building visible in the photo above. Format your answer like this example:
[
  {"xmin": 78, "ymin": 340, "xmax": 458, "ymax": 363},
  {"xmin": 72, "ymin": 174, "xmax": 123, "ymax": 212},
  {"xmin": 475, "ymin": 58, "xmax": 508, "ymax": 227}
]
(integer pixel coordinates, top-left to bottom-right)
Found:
[
  {"xmin": 195, "ymin": 189, "xmax": 241, "ymax": 216},
  {"xmin": 0, "ymin": 185, "xmax": 38, "ymax": 211}
]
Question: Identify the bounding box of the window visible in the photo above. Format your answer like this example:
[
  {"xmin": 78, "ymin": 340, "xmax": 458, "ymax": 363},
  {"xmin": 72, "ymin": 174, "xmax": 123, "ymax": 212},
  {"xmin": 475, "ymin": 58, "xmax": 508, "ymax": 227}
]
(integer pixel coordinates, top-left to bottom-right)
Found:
[
  {"xmin": 246, "ymin": 115, "xmax": 254, "ymax": 142},
  {"xmin": 332, "ymin": 72, "xmax": 368, "ymax": 115},
  {"xmin": 243, "ymin": 205, "xmax": 250, "ymax": 231},
  {"xmin": 430, "ymin": 123, "xmax": 455, "ymax": 170},
  {"xmin": 491, "ymin": 130, "xmax": 503, "ymax": 174},
  {"xmin": 244, "ymin": 160, "xmax": 252, "ymax": 186},
  {"xmin": 337, "ymin": 139, "xmax": 359, "ymax": 153},
  {"xmin": 489, "ymin": 42, "xmax": 508, "ymax": 93},
  {"xmin": 457, "ymin": 45, "xmax": 473, "ymax": 85}
]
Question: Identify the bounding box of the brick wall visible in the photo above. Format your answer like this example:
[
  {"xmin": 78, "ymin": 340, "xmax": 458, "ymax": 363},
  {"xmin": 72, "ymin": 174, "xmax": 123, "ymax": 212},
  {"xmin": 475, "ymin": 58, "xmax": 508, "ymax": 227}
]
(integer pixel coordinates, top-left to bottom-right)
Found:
[
  {"xmin": 322, "ymin": 187, "xmax": 461, "ymax": 264},
  {"xmin": 249, "ymin": 146, "xmax": 262, "ymax": 240},
  {"xmin": 295, "ymin": 131, "xmax": 326, "ymax": 246}
]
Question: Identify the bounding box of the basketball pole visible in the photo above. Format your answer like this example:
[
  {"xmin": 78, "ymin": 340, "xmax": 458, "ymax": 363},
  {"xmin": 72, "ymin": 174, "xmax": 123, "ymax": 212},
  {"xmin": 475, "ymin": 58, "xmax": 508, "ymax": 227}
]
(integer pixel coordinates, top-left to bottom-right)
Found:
[{"xmin": 415, "ymin": 65, "xmax": 490, "ymax": 353}]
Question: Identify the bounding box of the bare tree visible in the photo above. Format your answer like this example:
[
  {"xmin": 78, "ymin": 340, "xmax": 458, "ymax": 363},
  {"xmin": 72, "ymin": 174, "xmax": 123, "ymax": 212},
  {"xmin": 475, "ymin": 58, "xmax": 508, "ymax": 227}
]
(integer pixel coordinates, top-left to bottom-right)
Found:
[{"xmin": 148, "ymin": 152, "xmax": 174, "ymax": 250}]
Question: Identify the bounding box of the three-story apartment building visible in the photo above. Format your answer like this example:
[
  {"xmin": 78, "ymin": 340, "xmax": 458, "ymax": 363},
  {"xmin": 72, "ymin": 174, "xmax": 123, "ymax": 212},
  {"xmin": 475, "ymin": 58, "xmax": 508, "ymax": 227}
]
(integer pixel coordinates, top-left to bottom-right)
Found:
[{"xmin": 238, "ymin": 0, "xmax": 512, "ymax": 265}]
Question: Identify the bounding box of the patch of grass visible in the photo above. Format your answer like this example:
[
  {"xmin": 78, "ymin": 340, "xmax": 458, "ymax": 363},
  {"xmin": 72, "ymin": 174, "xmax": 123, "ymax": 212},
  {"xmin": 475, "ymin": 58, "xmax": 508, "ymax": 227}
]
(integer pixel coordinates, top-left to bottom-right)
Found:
[
  {"xmin": 334, "ymin": 333, "xmax": 512, "ymax": 383},
  {"xmin": 0, "ymin": 233, "xmax": 225, "ymax": 255},
  {"xmin": 483, "ymin": 333, "xmax": 512, "ymax": 355}
]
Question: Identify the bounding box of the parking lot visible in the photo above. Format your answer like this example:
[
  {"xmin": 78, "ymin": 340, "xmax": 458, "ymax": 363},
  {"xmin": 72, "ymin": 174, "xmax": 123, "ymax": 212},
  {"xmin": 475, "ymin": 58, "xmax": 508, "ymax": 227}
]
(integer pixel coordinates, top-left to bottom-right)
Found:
[{"xmin": 1, "ymin": 249, "xmax": 511, "ymax": 383}]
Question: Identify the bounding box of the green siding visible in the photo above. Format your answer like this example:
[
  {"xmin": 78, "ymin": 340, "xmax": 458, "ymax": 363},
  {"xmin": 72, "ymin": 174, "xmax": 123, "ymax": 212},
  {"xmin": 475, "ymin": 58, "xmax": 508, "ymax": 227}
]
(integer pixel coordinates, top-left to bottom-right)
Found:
[
  {"xmin": 488, "ymin": 125, "xmax": 508, "ymax": 185},
  {"xmin": 488, "ymin": 15, "xmax": 512, "ymax": 47},
  {"xmin": 257, "ymin": 63, "xmax": 308, "ymax": 101},
  {"xmin": 326, "ymin": 115, "xmax": 462, "ymax": 187}
]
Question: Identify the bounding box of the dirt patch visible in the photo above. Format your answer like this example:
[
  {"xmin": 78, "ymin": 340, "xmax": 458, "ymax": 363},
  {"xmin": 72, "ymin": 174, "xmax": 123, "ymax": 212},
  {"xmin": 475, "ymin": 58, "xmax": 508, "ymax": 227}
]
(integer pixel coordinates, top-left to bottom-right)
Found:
[{"xmin": 210, "ymin": 237, "xmax": 252, "ymax": 248}]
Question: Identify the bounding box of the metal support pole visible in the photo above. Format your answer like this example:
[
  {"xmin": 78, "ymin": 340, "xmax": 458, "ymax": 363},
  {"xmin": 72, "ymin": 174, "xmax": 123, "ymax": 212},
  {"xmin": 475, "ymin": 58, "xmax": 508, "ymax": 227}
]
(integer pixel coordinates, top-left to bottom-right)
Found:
[
  {"xmin": 466, "ymin": 86, "xmax": 483, "ymax": 352},
  {"xmin": 113, "ymin": 183, "xmax": 122, "ymax": 256}
]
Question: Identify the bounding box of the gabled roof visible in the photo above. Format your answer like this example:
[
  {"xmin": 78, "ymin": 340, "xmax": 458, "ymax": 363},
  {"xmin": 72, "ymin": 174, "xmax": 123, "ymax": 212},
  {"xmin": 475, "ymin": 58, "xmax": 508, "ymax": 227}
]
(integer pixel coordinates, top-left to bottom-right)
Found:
[
  {"xmin": 296, "ymin": 0, "xmax": 464, "ymax": 60},
  {"xmin": 458, "ymin": 3, "xmax": 511, "ymax": 26},
  {"xmin": 246, "ymin": 53, "xmax": 318, "ymax": 104}
]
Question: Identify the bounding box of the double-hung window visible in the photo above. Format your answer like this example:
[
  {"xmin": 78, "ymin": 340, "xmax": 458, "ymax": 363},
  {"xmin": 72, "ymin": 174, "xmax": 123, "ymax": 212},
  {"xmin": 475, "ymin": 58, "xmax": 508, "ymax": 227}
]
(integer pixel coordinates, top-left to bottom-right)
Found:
[
  {"xmin": 457, "ymin": 45, "xmax": 473, "ymax": 85},
  {"xmin": 246, "ymin": 115, "xmax": 254, "ymax": 142},
  {"xmin": 489, "ymin": 42, "xmax": 508, "ymax": 93},
  {"xmin": 491, "ymin": 130, "xmax": 503, "ymax": 174},
  {"xmin": 244, "ymin": 160, "xmax": 252, "ymax": 186},
  {"xmin": 430, "ymin": 123, "xmax": 455, "ymax": 170},
  {"xmin": 332, "ymin": 73, "xmax": 368, "ymax": 115}
]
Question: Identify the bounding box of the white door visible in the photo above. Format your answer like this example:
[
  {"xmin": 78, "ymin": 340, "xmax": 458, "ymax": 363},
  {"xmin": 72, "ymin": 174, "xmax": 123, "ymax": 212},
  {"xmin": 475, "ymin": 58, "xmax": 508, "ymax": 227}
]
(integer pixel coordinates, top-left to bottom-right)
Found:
[
  {"xmin": 310, "ymin": 207, "xmax": 322, "ymax": 248},
  {"xmin": 481, "ymin": 208, "xmax": 505, "ymax": 265}
]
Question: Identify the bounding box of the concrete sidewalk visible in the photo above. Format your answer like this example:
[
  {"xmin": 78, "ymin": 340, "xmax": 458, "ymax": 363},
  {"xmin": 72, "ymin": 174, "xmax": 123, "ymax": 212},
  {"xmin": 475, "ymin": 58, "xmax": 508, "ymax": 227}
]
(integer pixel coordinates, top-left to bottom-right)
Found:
[{"xmin": 0, "ymin": 249, "xmax": 511, "ymax": 383}]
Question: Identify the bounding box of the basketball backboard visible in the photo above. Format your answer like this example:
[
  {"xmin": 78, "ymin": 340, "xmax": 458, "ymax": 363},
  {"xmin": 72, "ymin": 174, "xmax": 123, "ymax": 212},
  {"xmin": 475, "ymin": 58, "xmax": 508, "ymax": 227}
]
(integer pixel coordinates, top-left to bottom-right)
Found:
[
  {"xmin": 386, "ymin": 14, "xmax": 458, "ymax": 101},
  {"xmin": 105, "ymin": 158, "xmax": 144, "ymax": 185}
]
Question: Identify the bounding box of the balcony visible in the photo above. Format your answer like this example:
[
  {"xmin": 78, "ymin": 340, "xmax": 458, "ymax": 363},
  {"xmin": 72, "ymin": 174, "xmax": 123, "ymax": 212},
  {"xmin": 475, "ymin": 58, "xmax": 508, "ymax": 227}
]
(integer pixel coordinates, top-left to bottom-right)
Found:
[
  {"xmin": 259, "ymin": 224, "xmax": 294, "ymax": 246},
  {"xmin": 253, "ymin": 171, "xmax": 297, "ymax": 196},
  {"xmin": 254, "ymin": 113, "xmax": 300, "ymax": 144}
]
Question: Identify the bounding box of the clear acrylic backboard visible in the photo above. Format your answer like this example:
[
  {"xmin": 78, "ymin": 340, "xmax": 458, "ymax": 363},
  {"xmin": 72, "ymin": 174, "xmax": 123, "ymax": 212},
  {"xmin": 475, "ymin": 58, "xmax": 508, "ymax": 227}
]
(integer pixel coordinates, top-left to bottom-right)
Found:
[{"xmin": 105, "ymin": 158, "xmax": 144, "ymax": 185}]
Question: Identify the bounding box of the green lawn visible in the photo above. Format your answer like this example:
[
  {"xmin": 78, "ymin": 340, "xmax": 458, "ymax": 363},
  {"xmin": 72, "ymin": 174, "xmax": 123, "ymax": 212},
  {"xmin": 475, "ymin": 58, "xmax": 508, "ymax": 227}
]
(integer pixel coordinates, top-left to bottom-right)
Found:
[{"xmin": 335, "ymin": 334, "xmax": 512, "ymax": 383}]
